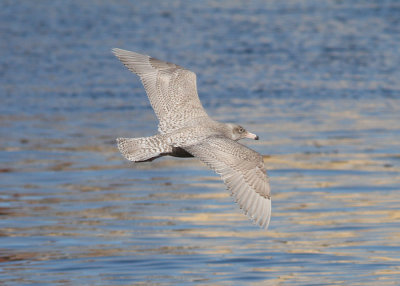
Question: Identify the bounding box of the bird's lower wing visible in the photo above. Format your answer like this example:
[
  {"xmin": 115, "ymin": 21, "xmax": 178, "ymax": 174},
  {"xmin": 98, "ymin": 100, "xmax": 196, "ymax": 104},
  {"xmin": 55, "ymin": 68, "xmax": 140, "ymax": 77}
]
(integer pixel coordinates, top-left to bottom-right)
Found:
[{"xmin": 185, "ymin": 136, "xmax": 271, "ymax": 229}]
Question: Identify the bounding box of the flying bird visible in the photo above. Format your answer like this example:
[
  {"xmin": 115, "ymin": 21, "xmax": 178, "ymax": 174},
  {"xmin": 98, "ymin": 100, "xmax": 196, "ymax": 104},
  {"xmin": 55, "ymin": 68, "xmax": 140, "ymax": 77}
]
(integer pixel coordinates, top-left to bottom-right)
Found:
[{"xmin": 113, "ymin": 48, "xmax": 271, "ymax": 229}]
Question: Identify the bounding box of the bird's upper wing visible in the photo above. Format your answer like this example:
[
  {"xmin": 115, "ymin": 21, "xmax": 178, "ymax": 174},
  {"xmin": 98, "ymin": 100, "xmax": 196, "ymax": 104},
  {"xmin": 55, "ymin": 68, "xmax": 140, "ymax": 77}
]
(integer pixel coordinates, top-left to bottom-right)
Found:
[
  {"xmin": 184, "ymin": 136, "xmax": 271, "ymax": 229},
  {"xmin": 113, "ymin": 48, "xmax": 209, "ymax": 133}
]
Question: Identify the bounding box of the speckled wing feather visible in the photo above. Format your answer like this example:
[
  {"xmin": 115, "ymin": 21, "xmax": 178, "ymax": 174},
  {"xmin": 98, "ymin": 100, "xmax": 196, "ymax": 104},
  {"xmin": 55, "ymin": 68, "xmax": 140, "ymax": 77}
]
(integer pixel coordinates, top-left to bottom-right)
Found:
[
  {"xmin": 112, "ymin": 48, "xmax": 209, "ymax": 133},
  {"xmin": 185, "ymin": 136, "xmax": 271, "ymax": 229}
]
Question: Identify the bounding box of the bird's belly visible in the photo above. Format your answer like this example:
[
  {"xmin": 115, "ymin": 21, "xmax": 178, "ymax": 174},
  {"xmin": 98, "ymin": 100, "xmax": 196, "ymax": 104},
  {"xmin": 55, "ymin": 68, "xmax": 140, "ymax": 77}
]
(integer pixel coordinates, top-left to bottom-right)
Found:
[{"xmin": 171, "ymin": 147, "xmax": 194, "ymax": 158}]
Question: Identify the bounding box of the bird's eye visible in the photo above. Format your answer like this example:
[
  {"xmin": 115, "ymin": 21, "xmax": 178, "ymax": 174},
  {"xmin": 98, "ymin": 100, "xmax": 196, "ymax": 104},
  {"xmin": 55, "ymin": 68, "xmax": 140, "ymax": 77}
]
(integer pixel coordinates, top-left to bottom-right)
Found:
[{"xmin": 238, "ymin": 127, "xmax": 244, "ymax": 133}]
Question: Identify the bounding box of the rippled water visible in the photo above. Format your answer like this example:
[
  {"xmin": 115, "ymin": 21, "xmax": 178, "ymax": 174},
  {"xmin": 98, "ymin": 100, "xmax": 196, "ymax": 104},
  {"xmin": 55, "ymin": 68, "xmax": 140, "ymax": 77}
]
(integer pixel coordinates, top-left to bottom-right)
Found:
[{"xmin": 1, "ymin": 0, "xmax": 400, "ymax": 285}]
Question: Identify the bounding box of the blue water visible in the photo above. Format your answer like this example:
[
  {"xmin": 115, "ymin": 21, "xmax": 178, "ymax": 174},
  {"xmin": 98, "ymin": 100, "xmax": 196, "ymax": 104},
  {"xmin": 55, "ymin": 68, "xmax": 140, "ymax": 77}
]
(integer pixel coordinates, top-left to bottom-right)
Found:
[{"xmin": 1, "ymin": 0, "xmax": 400, "ymax": 285}]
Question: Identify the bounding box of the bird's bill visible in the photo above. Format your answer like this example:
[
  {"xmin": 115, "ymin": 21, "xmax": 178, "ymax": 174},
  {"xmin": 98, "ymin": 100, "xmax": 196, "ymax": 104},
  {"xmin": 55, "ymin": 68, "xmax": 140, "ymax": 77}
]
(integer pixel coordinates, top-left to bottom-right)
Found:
[{"xmin": 245, "ymin": 132, "xmax": 259, "ymax": 140}]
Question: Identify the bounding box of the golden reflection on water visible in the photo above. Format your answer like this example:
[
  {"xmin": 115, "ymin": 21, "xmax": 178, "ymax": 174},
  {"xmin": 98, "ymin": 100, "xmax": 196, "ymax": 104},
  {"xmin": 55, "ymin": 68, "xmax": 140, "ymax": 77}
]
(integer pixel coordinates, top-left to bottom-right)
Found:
[
  {"xmin": 1, "ymin": 96, "xmax": 400, "ymax": 285},
  {"xmin": 2, "ymin": 0, "xmax": 400, "ymax": 282}
]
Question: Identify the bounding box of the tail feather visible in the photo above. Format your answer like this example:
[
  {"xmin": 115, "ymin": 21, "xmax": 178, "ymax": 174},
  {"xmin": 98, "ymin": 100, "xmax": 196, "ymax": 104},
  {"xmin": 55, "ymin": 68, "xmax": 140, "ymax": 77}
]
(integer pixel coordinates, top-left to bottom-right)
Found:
[{"xmin": 117, "ymin": 135, "xmax": 172, "ymax": 162}]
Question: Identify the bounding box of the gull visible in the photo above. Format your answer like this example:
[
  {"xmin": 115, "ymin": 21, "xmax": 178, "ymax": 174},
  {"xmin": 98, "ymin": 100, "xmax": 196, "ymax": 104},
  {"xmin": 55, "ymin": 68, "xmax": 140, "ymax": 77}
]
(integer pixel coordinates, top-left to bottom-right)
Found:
[{"xmin": 113, "ymin": 48, "xmax": 271, "ymax": 229}]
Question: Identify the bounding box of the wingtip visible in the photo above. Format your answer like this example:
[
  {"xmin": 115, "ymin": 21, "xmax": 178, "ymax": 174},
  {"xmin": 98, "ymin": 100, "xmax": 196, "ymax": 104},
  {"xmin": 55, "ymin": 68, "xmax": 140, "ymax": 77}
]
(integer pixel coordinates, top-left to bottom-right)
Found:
[
  {"xmin": 111, "ymin": 48, "xmax": 151, "ymax": 64},
  {"xmin": 112, "ymin": 48, "xmax": 125, "ymax": 56},
  {"xmin": 234, "ymin": 192, "xmax": 271, "ymax": 230},
  {"xmin": 259, "ymin": 197, "xmax": 271, "ymax": 230}
]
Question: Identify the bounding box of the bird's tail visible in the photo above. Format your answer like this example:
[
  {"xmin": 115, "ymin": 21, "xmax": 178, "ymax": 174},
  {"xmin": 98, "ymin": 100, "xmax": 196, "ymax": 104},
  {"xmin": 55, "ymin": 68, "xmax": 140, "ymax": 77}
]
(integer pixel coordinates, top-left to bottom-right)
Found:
[{"xmin": 116, "ymin": 135, "xmax": 172, "ymax": 162}]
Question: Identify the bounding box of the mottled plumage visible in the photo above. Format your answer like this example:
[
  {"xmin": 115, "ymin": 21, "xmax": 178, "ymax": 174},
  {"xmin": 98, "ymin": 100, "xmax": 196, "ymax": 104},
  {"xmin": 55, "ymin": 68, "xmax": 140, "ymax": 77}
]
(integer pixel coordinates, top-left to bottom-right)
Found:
[{"xmin": 113, "ymin": 48, "xmax": 271, "ymax": 229}]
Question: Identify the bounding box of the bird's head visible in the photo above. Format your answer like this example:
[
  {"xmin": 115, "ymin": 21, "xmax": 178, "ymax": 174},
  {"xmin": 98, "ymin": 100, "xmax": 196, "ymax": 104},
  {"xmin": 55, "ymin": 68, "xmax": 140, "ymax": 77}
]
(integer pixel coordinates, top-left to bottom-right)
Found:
[{"xmin": 226, "ymin": 123, "xmax": 259, "ymax": 141}]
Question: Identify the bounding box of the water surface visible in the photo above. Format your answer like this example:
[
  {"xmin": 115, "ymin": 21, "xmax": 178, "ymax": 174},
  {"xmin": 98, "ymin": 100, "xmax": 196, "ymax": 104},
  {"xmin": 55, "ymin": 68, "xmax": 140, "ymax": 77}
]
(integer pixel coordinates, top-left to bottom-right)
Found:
[{"xmin": 1, "ymin": 0, "xmax": 400, "ymax": 285}]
